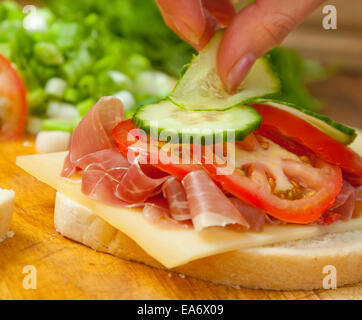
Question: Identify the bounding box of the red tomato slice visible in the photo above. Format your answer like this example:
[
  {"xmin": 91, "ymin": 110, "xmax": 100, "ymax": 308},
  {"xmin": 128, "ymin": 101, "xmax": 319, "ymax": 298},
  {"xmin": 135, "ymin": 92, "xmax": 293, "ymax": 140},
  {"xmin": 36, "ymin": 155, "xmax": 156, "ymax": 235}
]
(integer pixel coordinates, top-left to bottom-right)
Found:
[
  {"xmin": 112, "ymin": 120, "xmax": 198, "ymax": 178},
  {"xmin": 203, "ymin": 138, "xmax": 343, "ymax": 224},
  {"xmin": 0, "ymin": 54, "xmax": 27, "ymax": 140},
  {"xmin": 252, "ymin": 104, "xmax": 362, "ymax": 184}
]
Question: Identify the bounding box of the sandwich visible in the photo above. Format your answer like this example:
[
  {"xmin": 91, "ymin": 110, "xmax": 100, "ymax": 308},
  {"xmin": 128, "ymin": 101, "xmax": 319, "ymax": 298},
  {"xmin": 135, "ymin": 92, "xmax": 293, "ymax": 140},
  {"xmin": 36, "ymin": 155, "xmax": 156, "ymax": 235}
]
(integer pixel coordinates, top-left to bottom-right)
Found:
[{"xmin": 17, "ymin": 33, "xmax": 362, "ymax": 290}]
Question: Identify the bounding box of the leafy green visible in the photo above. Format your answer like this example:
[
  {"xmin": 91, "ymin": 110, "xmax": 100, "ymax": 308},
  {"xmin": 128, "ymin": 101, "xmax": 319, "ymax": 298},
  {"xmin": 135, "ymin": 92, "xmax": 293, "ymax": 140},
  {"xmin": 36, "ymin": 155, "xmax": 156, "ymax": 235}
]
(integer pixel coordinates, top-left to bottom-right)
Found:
[{"xmin": 268, "ymin": 47, "xmax": 323, "ymax": 111}]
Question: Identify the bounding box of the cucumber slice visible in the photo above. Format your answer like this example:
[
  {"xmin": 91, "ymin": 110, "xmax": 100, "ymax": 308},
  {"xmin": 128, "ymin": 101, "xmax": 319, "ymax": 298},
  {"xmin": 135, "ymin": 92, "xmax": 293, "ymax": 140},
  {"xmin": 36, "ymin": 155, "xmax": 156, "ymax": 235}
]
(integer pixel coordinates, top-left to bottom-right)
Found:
[
  {"xmin": 132, "ymin": 101, "xmax": 261, "ymax": 144},
  {"xmin": 251, "ymin": 98, "xmax": 357, "ymax": 145},
  {"xmin": 170, "ymin": 31, "xmax": 280, "ymax": 111}
]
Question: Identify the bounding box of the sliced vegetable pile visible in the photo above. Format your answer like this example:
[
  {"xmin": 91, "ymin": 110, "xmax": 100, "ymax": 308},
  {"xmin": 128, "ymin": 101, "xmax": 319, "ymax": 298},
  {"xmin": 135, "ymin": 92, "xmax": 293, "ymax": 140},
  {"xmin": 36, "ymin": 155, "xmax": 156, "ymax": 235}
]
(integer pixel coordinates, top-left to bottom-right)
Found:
[
  {"xmin": 110, "ymin": 31, "xmax": 361, "ymax": 226},
  {"xmin": 132, "ymin": 31, "xmax": 356, "ymax": 146}
]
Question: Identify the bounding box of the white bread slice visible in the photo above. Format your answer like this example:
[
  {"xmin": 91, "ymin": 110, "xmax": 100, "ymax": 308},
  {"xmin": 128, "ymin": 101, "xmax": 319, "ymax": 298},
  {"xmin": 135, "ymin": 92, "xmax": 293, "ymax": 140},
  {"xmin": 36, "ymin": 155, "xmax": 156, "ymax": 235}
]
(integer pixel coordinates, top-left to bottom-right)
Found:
[
  {"xmin": 54, "ymin": 192, "xmax": 362, "ymax": 290},
  {"xmin": 0, "ymin": 188, "xmax": 14, "ymax": 242}
]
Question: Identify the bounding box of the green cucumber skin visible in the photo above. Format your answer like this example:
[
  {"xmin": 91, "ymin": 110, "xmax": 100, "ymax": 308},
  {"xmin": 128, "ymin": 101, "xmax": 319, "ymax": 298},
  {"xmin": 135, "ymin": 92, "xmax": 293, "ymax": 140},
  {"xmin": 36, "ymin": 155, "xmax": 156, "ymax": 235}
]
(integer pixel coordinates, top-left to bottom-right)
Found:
[
  {"xmin": 132, "ymin": 102, "xmax": 262, "ymax": 145},
  {"xmin": 250, "ymin": 98, "xmax": 357, "ymax": 145},
  {"xmin": 131, "ymin": 121, "xmax": 261, "ymax": 145}
]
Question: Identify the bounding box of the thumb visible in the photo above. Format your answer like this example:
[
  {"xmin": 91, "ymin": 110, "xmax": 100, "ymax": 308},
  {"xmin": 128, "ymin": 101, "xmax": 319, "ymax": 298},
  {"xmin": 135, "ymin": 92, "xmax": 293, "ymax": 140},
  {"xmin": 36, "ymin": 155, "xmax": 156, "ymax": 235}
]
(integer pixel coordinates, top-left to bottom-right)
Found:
[{"xmin": 218, "ymin": 0, "xmax": 326, "ymax": 92}]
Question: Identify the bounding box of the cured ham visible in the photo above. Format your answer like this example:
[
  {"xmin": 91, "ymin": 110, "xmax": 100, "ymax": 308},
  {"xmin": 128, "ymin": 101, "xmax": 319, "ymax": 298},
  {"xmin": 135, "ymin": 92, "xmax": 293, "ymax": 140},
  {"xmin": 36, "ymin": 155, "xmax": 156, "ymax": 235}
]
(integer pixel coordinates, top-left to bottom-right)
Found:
[
  {"xmin": 318, "ymin": 181, "xmax": 356, "ymax": 225},
  {"xmin": 142, "ymin": 204, "xmax": 190, "ymax": 229},
  {"xmin": 229, "ymin": 197, "xmax": 265, "ymax": 232},
  {"xmin": 62, "ymin": 97, "xmax": 124, "ymax": 177},
  {"xmin": 81, "ymin": 167, "xmax": 129, "ymax": 207},
  {"xmin": 62, "ymin": 97, "xmax": 168, "ymax": 206},
  {"xmin": 114, "ymin": 161, "xmax": 168, "ymax": 203},
  {"xmin": 328, "ymin": 181, "xmax": 356, "ymax": 221},
  {"xmin": 162, "ymin": 177, "xmax": 191, "ymax": 221},
  {"xmin": 182, "ymin": 170, "xmax": 250, "ymax": 232},
  {"xmin": 356, "ymin": 186, "xmax": 362, "ymax": 202}
]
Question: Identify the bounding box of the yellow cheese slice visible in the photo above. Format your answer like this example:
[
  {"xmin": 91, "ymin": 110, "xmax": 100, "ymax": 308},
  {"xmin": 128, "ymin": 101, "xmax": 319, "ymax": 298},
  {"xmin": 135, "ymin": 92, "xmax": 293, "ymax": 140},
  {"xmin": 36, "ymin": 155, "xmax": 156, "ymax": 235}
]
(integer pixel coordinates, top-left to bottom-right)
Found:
[{"xmin": 16, "ymin": 149, "xmax": 362, "ymax": 268}]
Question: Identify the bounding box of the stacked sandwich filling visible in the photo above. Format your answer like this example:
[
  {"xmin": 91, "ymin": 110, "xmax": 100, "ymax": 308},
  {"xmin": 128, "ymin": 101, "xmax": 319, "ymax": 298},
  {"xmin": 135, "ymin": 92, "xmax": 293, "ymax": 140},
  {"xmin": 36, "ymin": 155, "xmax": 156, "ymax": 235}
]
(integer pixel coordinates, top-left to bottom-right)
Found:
[{"xmin": 61, "ymin": 97, "xmax": 362, "ymax": 233}]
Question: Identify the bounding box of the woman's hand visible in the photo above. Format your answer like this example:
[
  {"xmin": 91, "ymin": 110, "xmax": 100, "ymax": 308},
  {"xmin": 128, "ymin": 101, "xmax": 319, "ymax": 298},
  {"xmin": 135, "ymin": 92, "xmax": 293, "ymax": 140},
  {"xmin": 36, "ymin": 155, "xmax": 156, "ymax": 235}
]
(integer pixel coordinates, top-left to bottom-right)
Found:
[{"xmin": 156, "ymin": 0, "xmax": 326, "ymax": 91}]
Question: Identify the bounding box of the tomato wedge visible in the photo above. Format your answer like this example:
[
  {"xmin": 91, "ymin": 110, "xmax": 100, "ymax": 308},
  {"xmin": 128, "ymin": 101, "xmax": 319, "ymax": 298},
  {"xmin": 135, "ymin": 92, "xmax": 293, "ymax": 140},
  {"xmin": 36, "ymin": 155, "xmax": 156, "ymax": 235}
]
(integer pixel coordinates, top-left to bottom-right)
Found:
[
  {"xmin": 112, "ymin": 120, "xmax": 198, "ymax": 178},
  {"xmin": 203, "ymin": 138, "xmax": 343, "ymax": 224},
  {"xmin": 253, "ymin": 104, "xmax": 362, "ymax": 184},
  {"xmin": 0, "ymin": 54, "xmax": 27, "ymax": 140}
]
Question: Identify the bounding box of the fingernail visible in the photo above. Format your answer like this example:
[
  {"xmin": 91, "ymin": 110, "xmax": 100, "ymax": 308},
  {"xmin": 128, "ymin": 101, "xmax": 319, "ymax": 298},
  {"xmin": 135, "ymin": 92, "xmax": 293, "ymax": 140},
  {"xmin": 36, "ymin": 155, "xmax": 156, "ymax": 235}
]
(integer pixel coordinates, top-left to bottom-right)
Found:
[
  {"xmin": 227, "ymin": 54, "xmax": 256, "ymax": 92},
  {"xmin": 171, "ymin": 16, "xmax": 201, "ymax": 45}
]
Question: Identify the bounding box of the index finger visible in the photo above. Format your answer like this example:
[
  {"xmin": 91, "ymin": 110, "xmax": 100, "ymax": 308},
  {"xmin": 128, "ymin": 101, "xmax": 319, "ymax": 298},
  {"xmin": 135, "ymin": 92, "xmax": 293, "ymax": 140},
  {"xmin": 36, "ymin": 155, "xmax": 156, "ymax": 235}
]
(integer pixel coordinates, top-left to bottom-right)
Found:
[
  {"xmin": 202, "ymin": 0, "xmax": 236, "ymax": 26},
  {"xmin": 155, "ymin": 0, "xmax": 207, "ymax": 47}
]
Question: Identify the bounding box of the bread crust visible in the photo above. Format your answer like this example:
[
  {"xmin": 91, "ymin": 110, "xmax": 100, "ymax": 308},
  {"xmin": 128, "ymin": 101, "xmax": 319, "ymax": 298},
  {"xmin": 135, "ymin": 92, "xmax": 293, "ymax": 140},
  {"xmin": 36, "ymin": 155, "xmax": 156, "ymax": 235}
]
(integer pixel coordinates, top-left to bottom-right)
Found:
[{"xmin": 54, "ymin": 192, "xmax": 362, "ymax": 290}]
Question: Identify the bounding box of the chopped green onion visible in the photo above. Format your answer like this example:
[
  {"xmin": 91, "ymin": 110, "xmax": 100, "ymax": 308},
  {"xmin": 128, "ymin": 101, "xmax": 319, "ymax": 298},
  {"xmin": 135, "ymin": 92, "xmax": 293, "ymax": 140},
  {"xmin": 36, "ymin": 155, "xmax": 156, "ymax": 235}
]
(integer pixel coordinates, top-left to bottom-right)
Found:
[
  {"xmin": 27, "ymin": 88, "xmax": 47, "ymax": 109},
  {"xmin": 42, "ymin": 119, "xmax": 73, "ymax": 132},
  {"xmin": 135, "ymin": 71, "xmax": 173, "ymax": 98},
  {"xmin": 72, "ymin": 115, "xmax": 82, "ymax": 130},
  {"xmin": 47, "ymin": 101, "xmax": 78, "ymax": 120},
  {"xmin": 23, "ymin": 8, "xmax": 55, "ymax": 32},
  {"xmin": 107, "ymin": 71, "xmax": 133, "ymax": 89},
  {"xmin": 78, "ymin": 74, "xmax": 96, "ymax": 96},
  {"xmin": 114, "ymin": 90, "xmax": 135, "ymax": 111},
  {"xmin": 44, "ymin": 77, "xmax": 68, "ymax": 98},
  {"xmin": 61, "ymin": 48, "xmax": 93, "ymax": 85},
  {"xmin": 126, "ymin": 53, "xmax": 151, "ymax": 78},
  {"xmin": 76, "ymin": 98, "xmax": 96, "ymax": 116},
  {"xmin": 34, "ymin": 42, "xmax": 64, "ymax": 66},
  {"xmin": 63, "ymin": 87, "xmax": 79, "ymax": 103}
]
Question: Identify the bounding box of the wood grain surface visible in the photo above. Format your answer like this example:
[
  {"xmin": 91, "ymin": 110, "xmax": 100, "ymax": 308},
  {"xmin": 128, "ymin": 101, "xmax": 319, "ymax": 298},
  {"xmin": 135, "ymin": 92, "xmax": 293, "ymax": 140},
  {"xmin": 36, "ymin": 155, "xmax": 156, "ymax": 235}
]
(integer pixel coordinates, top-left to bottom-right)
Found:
[{"xmin": 0, "ymin": 76, "xmax": 361, "ymax": 300}]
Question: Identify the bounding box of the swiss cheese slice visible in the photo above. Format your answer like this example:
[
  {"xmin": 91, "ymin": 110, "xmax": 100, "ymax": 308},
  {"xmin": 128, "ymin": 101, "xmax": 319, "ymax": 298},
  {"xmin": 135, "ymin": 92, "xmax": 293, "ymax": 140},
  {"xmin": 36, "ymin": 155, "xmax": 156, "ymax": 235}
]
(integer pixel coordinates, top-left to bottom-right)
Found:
[{"xmin": 16, "ymin": 148, "xmax": 362, "ymax": 268}]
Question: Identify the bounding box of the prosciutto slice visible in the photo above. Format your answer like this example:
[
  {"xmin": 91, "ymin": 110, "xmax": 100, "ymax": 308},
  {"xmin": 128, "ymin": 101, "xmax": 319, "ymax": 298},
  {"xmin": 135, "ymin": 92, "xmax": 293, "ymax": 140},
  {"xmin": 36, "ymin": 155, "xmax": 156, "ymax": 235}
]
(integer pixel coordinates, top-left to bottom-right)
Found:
[
  {"xmin": 328, "ymin": 180, "xmax": 356, "ymax": 221},
  {"xmin": 62, "ymin": 97, "xmax": 124, "ymax": 177},
  {"xmin": 162, "ymin": 177, "xmax": 191, "ymax": 221},
  {"xmin": 114, "ymin": 161, "xmax": 168, "ymax": 203},
  {"xmin": 356, "ymin": 186, "xmax": 362, "ymax": 202},
  {"xmin": 318, "ymin": 180, "xmax": 356, "ymax": 225},
  {"xmin": 61, "ymin": 97, "xmax": 168, "ymax": 206},
  {"xmin": 182, "ymin": 170, "xmax": 250, "ymax": 232},
  {"xmin": 143, "ymin": 204, "xmax": 190, "ymax": 229},
  {"xmin": 81, "ymin": 167, "xmax": 128, "ymax": 207},
  {"xmin": 229, "ymin": 197, "xmax": 266, "ymax": 232}
]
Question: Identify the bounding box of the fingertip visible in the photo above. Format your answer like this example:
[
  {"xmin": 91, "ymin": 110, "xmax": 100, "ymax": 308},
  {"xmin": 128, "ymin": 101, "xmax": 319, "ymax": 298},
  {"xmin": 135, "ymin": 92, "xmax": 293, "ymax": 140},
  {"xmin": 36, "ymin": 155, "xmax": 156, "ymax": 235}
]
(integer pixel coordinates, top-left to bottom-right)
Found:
[
  {"xmin": 202, "ymin": 0, "xmax": 237, "ymax": 26},
  {"xmin": 226, "ymin": 53, "xmax": 256, "ymax": 92},
  {"xmin": 196, "ymin": 10, "xmax": 220, "ymax": 50},
  {"xmin": 156, "ymin": 0, "xmax": 207, "ymax": 45},
  {"xmin": 217, "ymin": 4, "xmax": 262, "ymax": 90}
]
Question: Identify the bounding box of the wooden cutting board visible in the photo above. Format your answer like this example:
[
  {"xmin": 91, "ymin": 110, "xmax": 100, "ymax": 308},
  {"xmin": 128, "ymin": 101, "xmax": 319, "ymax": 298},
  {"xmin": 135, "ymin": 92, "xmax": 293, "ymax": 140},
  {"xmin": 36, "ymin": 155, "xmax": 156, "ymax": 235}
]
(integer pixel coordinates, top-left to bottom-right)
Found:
[{"xmin": 0, "ymin": 137, "xmax": 361, "ymax": 300}]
